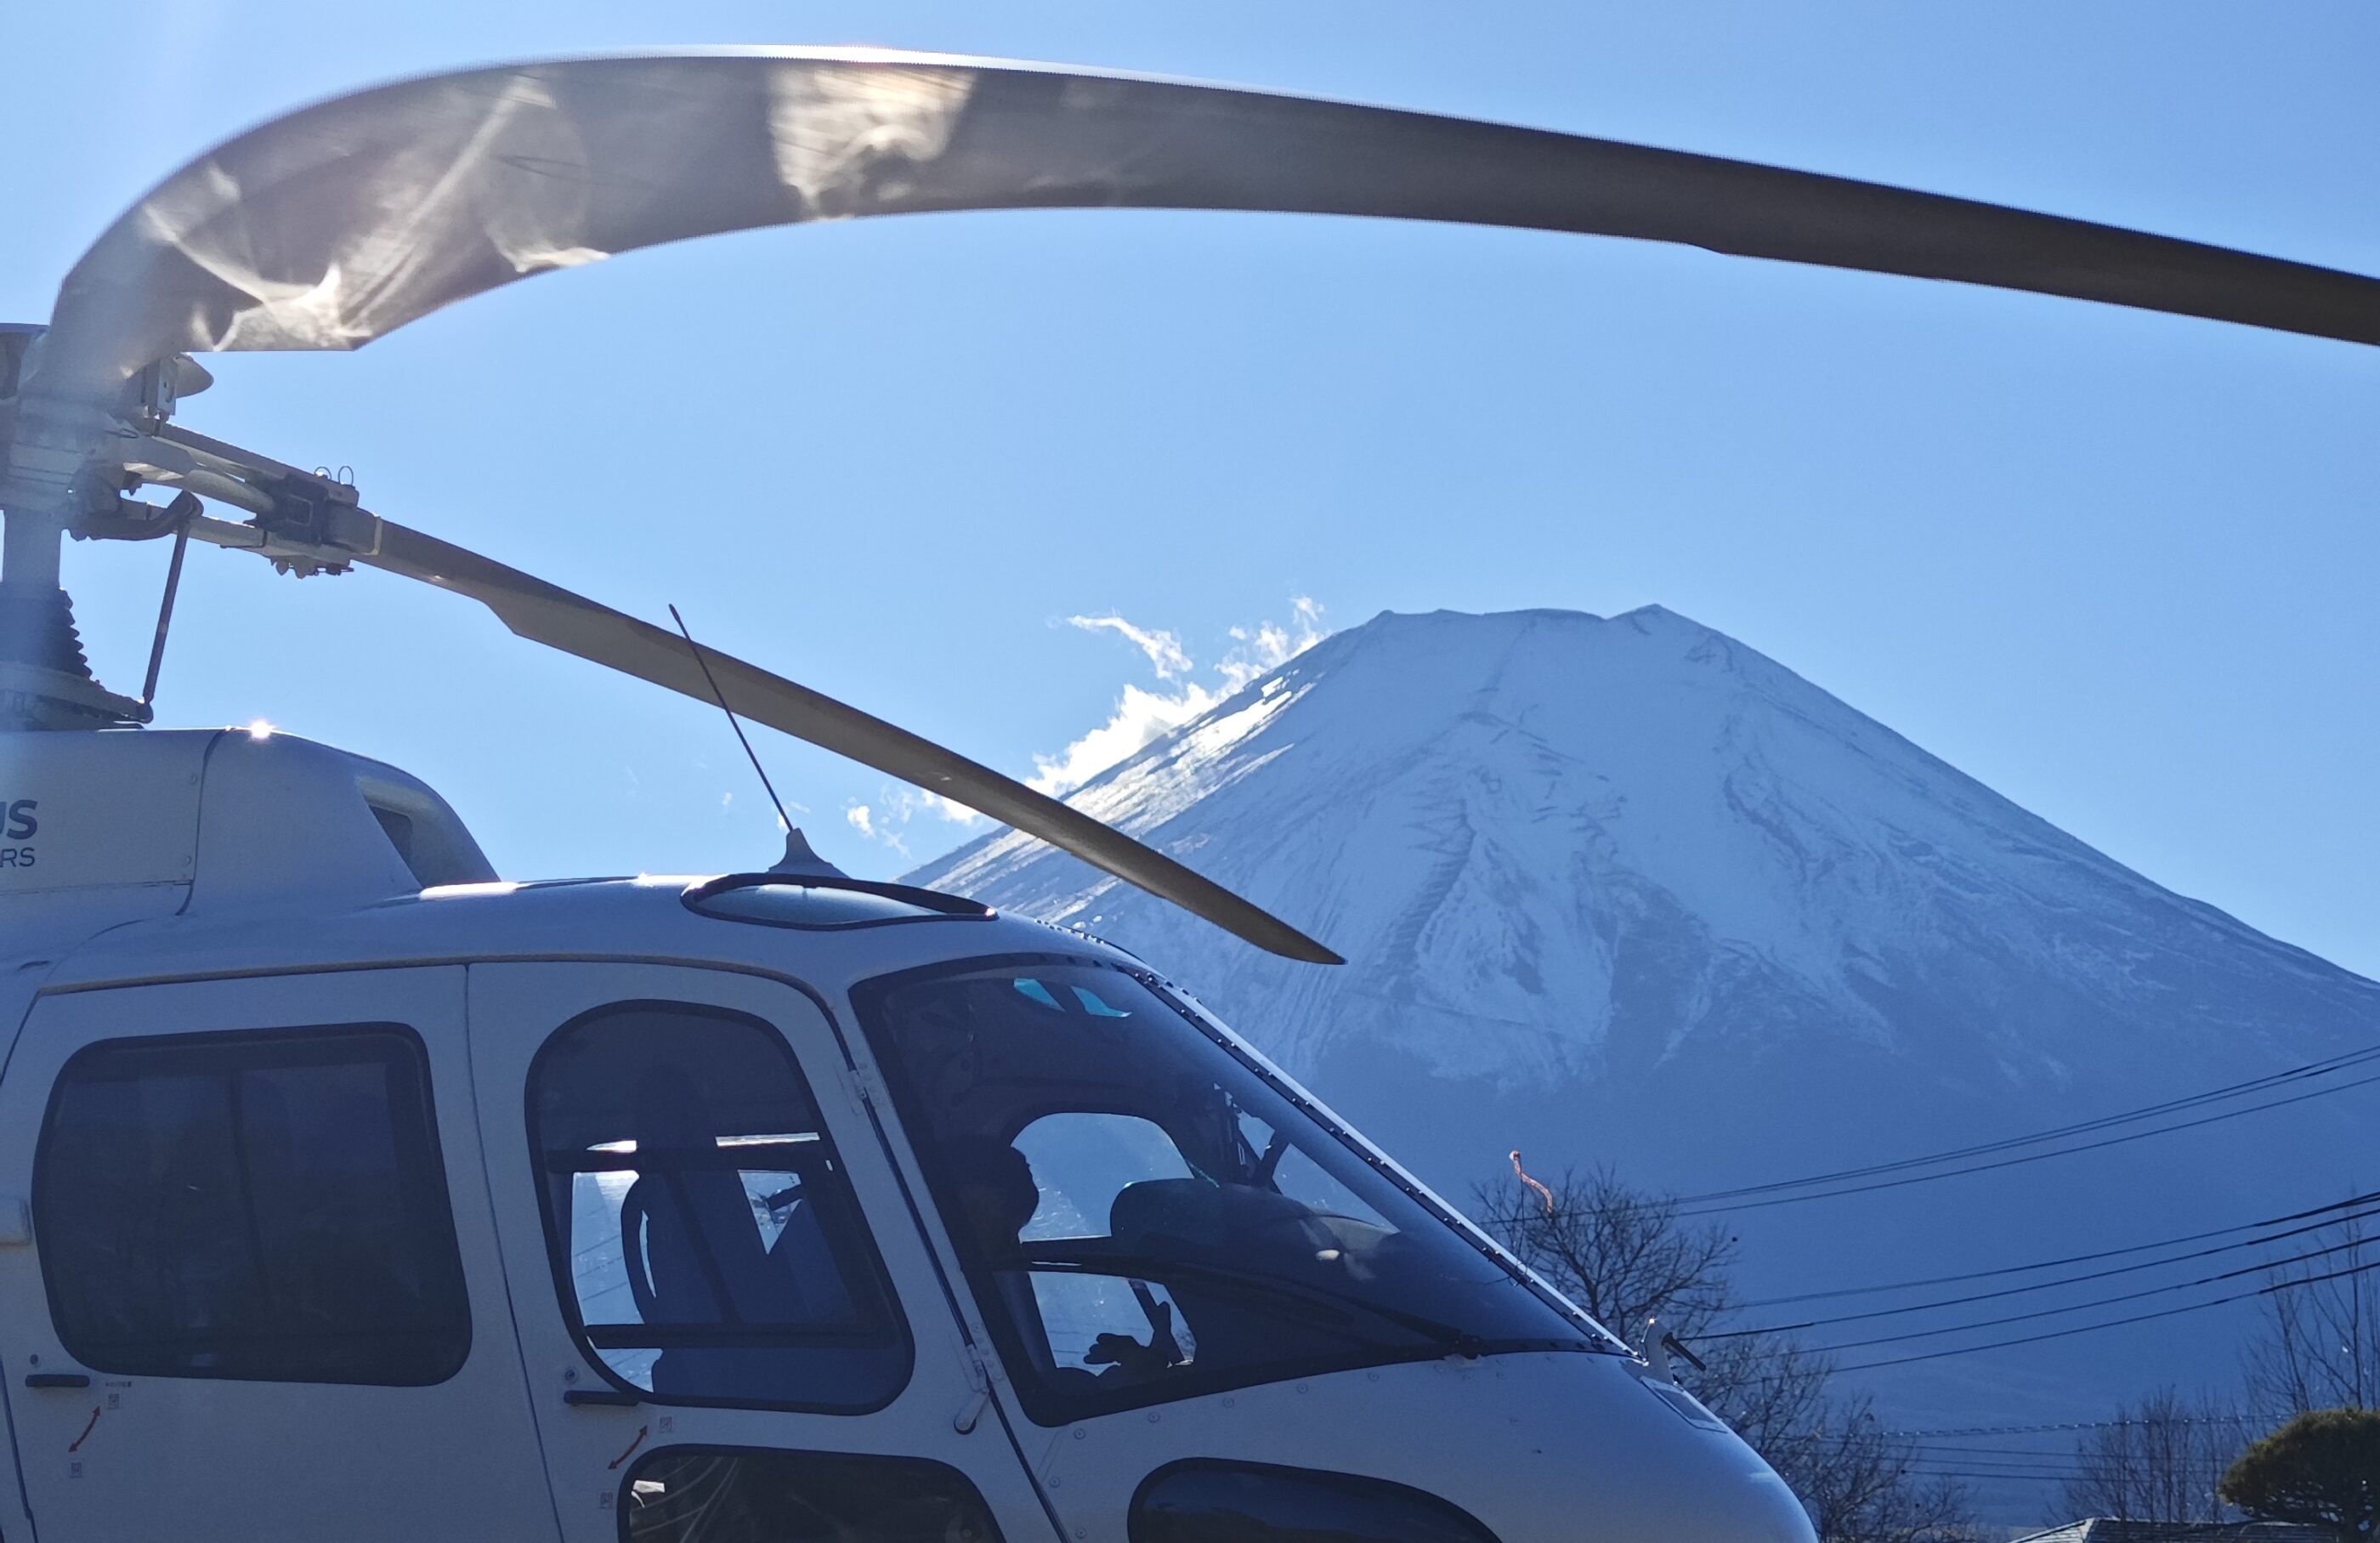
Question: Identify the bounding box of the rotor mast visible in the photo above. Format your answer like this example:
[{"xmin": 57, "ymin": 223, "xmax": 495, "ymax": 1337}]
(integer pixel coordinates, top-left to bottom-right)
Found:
[
  {"xmin": 0, "ymin": 506, "xmax": 140, "ymax": 730},
  {"xmin": 0, "ymin": 324, "xmax": 154, "ymax": 729}
]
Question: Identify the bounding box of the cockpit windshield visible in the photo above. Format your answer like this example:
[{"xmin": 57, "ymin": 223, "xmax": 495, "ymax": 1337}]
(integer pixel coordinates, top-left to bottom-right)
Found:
[{"xmin": 853, "ymin": 957, "xmax": 1602, "ymax": 1422}]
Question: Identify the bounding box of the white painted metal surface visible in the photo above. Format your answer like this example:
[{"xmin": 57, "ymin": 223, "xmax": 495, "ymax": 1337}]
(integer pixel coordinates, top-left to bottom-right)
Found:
[
  {"xmin": 0, "ymin": 727, "xmax": 1818, "ymax": 1542},
  {"xmin": 0, "ymin": 967, "xmax": 560, "ymax": 1543},
  {"xmin": 467, "ymin": 962, "xmax": 1054, "ymax": 1540},
  {"xmin": 0, "ymin": 727, "xmax": 490, "ymax": 962},
  {"xmin": 0, "ymin": 729, "xmax": 205, "ymax": 899}
]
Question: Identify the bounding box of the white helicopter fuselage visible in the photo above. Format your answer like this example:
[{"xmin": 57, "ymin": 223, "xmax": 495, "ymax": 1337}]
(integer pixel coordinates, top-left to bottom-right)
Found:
[{"xmin": 0, "ymin": 727, "xmax": 1811, "ymax": 1543}]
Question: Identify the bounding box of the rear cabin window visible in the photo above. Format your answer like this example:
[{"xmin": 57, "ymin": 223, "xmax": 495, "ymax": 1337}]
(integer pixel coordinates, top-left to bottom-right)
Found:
[
  {"xmin": 33, "ymin": 1025, "xmax": 472, "ymax": 1386},
  {"xmin": 527, "ymin": 1003, "xmax": 909, "ymax": 1410}
]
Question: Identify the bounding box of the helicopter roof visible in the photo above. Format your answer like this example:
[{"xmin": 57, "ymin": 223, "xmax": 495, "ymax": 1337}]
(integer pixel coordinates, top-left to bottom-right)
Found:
[
  {"xmin": 2, "ymin": 725, "xmax": 1084, "ymax": 993},
  {"xmin": 31, "ymin": 865, "xmax": 1128, "ymax": 1000}
]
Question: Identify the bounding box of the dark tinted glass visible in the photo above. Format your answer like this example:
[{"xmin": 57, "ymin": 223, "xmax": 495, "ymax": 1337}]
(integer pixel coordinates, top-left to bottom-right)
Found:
[
  {"xmin": 35, "ymin": 1026, "xmax": 471, "ymax": 1385},
  {"xmin": 1132, "ymin": 1462, "xmax": 1498, "ymax": 1543},
  {"xmin": 623, "ymin": 1448, "xmax": 1004, "ymax": 1542},
  {"xmin": 529, "ymin": 1003, "xmax": 908, "ymax": 1410},
  {"xmin": 854, "ymin": 961, "xmax": 1593, "ymax": 1425},
  {"xmin": 689, "ymin": 884, "xmax": 950, "ymax": 928}
]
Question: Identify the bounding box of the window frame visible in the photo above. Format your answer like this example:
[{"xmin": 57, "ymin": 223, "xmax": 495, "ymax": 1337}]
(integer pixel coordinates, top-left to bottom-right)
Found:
[
  {"xmin": 523, "ymin": 998, "xmax": 915, "ymax": 1415},
  {"xmin": 31, "ymin": 1021, "xmax": 474, "ymax": 1388}
]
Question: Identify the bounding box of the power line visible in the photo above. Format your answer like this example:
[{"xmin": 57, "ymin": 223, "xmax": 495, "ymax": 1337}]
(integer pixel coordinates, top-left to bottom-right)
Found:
[
  {"xmin": 1676, "ymin": 1066, "xmax": 2380, "ymax": 1217},
  {"xmin": 1783, "ymin": 1235, "xmax": 2380, "ymax": 1357},
  {"xmin": 1901, "ymin": 1444, "xmax": 2112, "ymax": 1460},
  {"xmin": 1714, "ymin": 1253, "xmax": 2380, "ymax": 1383},
  {"xmin": 1706, "ymin": 1201, "xmax": 2380, "ymax": 1339},
  {"xmin": 1887, "ymin": 1417, "xmax": 2262, "ymax": 1438},
  {"xmin": 1822, "ymin": 1250, "xmax": 2380, "ymax": 1374},
  {"xmin": 1904, "ymin": 1469, "xmax": 2076, "ymax": 1484},
  {"xmin": 1735, "ymin": 1187, "xmax": 2380, "ymax": 1311},
  {"xmin": 1678, "ymin": 1041, "xmax": 2380, "ymax": 1206}
]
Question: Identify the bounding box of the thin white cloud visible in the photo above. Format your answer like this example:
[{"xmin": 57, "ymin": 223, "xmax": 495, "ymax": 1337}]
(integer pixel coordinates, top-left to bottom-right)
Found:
[
  {"xmin": 846, "ymin": 600, "xmax": 1329, "ymax": 857},
  {"xmin": 1031, "ymin": 598, "xmax": 1329, "ymax": 797},
  {"xmin": 892, "ymin": 787, "xmax": 983, "ymax": 825},
  {"xmin": 1066, "ymin": 614, "xmax": 1193, "ymax": 680},
  {"xmin": 1219, "ymin": 595, "xmax": 1326, "ymax": 692},
  {"xmin": 1029, "ymin": 680, "xmax": 1224, "ymax": 795},
  {"xmin": 843, "ymin": 786, "xmax": 983, "ymax": 854}
]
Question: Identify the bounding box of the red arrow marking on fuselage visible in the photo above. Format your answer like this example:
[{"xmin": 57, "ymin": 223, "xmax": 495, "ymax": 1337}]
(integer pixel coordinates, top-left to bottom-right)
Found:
[
  {"xmin": 607, "ymin": 1425, "xmax": 649, "ymax": 1471},
  {"xmin": 68, "ymin": 1407, "xmax": 100, "ymax": 1453}
]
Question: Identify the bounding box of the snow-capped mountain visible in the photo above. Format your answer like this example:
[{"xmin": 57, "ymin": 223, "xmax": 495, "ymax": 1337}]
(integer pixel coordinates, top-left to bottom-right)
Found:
[{"xmin": 906, "ymin": 606, "xmax": 2380, "ymax": 1439}]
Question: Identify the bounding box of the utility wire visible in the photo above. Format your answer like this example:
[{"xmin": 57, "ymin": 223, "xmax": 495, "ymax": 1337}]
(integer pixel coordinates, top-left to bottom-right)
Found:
[
  {"xmin": 1676, "ymin": 1067, "xmax": 2380, "ymax": 1217},
  {"xmin": 1677, "ymin": 1042, "xmax": 2380, "ymax": 1205},
  {"xmin": 1820, "ymin": 1250, "xmax": 2380, "ymax": 1374},
  {"xmin": 1713, "ymin": 1253, "xmax": 2380, "ymax": 1382},
  {"xmin": 1903, "ymin": 1469, "xmax": 2078, "ymax": 1484},
  {"xmin": 1775, "ymin": 1234, "xmax": 2380, "ymax": 1355},
  {"xmin": 1735, "ymin": 1187, "xmax": 2380, "ymax": 1310},
  {"xmin": 1887, "ymin": 1416, "xmax": 2262, "ymax": 1438},
  {"xmin": 1704, "ymin": 1200, "xmax": 2380, "ymax": 1338},
  {"xmin": 1900, "ymin": 1444, "xmax": 2113, "ymax": 1459}
]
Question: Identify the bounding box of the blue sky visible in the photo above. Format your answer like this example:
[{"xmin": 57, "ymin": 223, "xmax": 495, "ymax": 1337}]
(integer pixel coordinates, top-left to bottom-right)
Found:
[{"xmin": 6, "ymin": 3, "xmax": 2376, "ymax": 975}]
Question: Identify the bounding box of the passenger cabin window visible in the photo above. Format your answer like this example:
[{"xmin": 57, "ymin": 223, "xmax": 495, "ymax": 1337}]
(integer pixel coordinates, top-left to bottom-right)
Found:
[
  {"xmin": 624, "ymin": 1448, "xmax": 1004, "ymax": 1542},
  {"xmin": 34, "ymin": 1025, "xmax": 471, "ymax": 1385},
  {"xmin": 528, "ymin": 1003, "xmax": 907, "ymax": 1410},
  {"xmin": 1131, "ymin": 1461, "xmax": 1499, "ymax": 1543}
]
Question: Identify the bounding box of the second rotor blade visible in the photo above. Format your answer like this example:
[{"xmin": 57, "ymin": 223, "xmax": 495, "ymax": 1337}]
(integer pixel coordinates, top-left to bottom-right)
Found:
[{"xmin": 354, "ymin": 516, "xmax": 1340, "ymax": 964}]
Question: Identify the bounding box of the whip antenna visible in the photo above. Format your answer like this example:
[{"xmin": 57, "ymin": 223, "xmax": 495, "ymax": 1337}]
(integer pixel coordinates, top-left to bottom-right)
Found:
[{"xmin": 667, "ymin": 604, "xmax": 793, "ymax": 836}]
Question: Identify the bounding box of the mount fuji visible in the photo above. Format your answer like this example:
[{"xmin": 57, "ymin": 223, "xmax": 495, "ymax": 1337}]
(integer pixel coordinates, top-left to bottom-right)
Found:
[{"xmin": 905, "ymin": 606, "xmax": 2380, "ymax": 1450}]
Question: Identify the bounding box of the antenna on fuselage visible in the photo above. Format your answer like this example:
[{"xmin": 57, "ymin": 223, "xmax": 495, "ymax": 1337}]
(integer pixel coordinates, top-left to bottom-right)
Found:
[{"xmin": 667, "ymin": 604, "xmax": 837, "ymax": 877}]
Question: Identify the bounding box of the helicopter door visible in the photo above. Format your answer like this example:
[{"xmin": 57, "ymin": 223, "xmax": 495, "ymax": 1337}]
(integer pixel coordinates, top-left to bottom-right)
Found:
[
  {"xmin": 467, "ymin": 962, "xmax": 1052, "ymax": 1543},
  {"xmin": 0, "ymin": 967, "xmax": 560, "ymax": 1543}
]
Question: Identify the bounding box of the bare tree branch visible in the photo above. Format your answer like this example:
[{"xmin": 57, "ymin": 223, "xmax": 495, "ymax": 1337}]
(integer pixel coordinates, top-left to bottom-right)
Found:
[
  {"xmin": 2062, "ymin": 1388, "xmax": 2247, "ymax": 1524},
  {"xmin": 1476, "ymin": 1168, "xmax": 1980, "ymax": 1542},
  {"xmin": 2247, "ymin": 1216, "xmax": 2380, "ymax": 1422}
]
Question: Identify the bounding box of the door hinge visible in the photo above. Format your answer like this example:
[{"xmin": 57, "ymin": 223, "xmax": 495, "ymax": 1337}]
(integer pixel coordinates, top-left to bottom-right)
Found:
[{"xmin": 954, "ymin": 1347, "xmax": 998, "ymax": 1435}]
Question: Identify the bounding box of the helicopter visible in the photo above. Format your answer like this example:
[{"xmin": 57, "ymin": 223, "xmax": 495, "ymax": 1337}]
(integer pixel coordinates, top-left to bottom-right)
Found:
[{"xmin": 3, "ymin": 48, "xmax": 2376, "ymax": 1543}]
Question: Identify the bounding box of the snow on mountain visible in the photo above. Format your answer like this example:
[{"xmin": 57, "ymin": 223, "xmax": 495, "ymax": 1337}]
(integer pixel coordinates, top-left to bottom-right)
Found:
[{"xmin": 905, "ymin": 605, "xmax": 2380, "ymax": 1450}]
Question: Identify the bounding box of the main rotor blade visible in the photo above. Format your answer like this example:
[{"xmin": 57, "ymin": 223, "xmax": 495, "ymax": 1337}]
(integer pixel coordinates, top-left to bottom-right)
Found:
[
  {"xmin": 352, "ymin": 514, "xmax": 1341, "ymax": 964},
  {"xmin": 29, "ymin": 48, "xmax": 2380, "ymax": 417}
]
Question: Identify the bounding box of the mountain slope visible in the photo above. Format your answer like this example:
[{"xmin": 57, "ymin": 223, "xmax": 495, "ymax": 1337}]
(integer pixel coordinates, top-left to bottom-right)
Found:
[{"xmin": 906, "ymin": 606, "xmax": 2380, "ymax": 1447}]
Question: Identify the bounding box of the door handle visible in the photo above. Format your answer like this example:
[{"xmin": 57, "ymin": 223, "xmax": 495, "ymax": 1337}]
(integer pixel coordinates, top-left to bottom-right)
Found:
[
  {"xmin": 563, "ymin": 1388, "xmax": 641, "ymax": 1408},
  {"xmin": 25, "ymin": 1373, "xmax": 89, "ymax": 1389}
]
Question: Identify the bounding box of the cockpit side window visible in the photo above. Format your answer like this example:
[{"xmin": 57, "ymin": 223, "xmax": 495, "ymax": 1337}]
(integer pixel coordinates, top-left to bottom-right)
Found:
[
  {"xmin": 525, "ymin": 1002, "xmax": 910, "ymax": 1411},
  {"xmin": 853, "ymin": 958, "xmax": 1595, "ymax": 1425}
]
